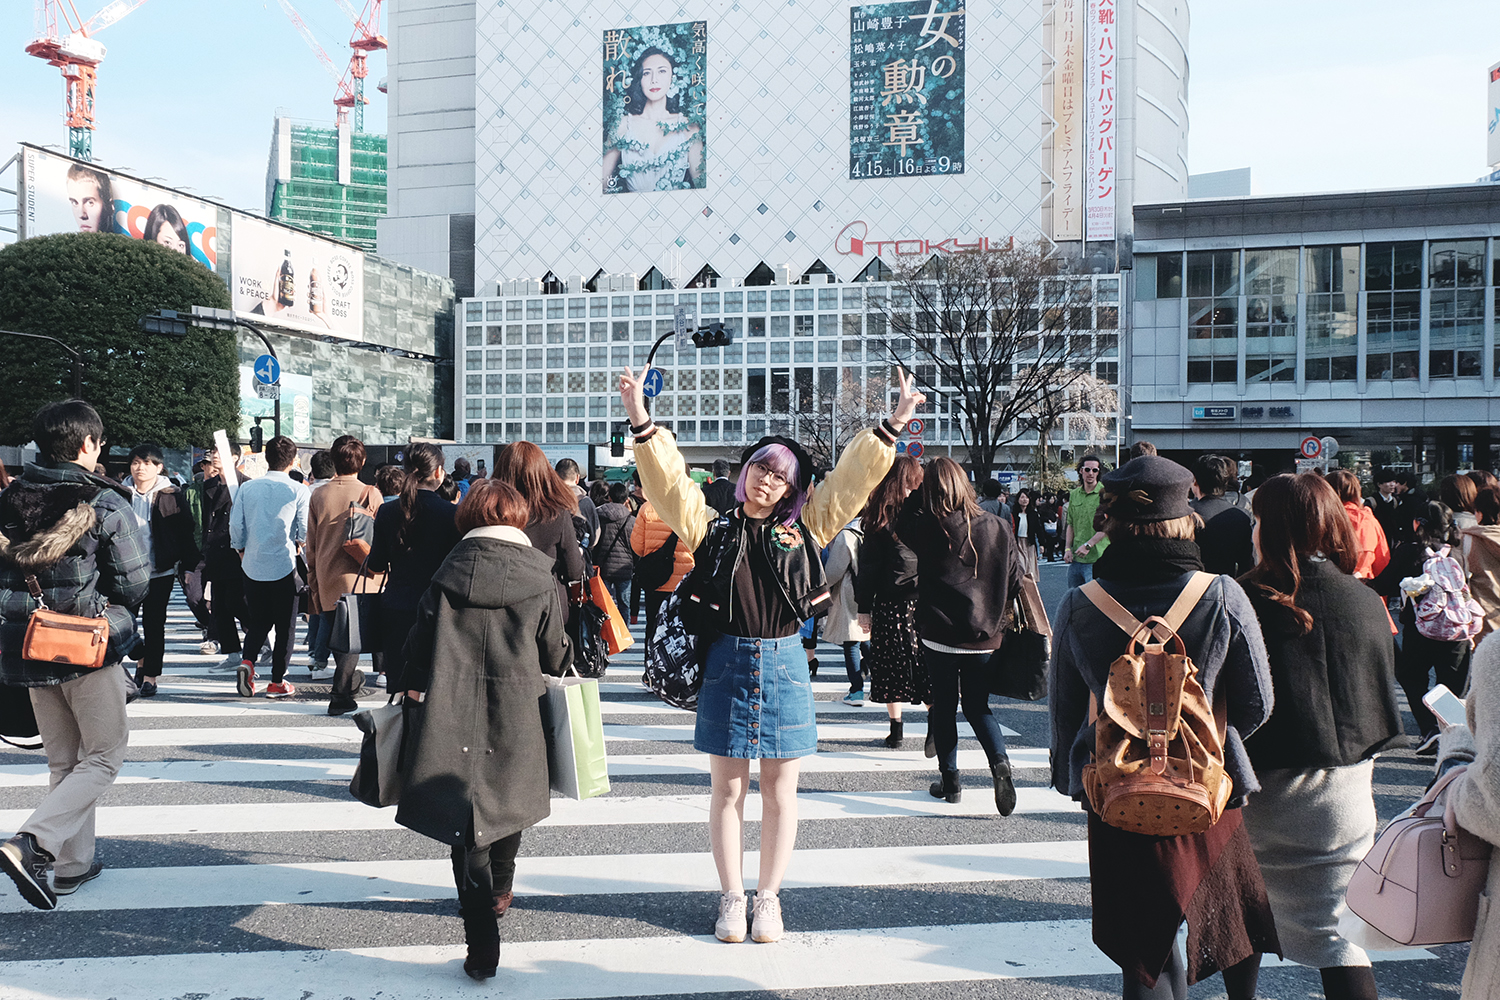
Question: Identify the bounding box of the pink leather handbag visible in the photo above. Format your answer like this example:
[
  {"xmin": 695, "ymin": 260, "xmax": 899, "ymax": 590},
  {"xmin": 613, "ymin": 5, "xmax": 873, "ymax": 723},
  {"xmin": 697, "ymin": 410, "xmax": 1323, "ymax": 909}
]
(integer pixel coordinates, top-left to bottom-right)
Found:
[{"xmin": 1345, "ymin": 765, "xmax": 1492, "ymax": 946}]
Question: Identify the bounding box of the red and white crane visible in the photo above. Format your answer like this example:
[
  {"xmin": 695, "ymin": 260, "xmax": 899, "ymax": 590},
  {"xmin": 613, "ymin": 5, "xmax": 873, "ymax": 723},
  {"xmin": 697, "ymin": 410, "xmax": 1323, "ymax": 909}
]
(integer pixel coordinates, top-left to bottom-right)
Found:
[
  {"xmin": 26, "ymin": 0, "xmax": 152, "ymax": 160},
  {"xmin": 278, "ymin": 0, "xmax": 386, "ymax": 132}
]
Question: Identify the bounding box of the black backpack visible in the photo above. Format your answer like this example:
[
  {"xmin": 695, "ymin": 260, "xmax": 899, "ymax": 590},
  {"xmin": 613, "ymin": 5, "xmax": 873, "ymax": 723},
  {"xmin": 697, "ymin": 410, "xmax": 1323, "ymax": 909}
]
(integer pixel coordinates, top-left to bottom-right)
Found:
[{"xmin": 634, "ymin": 531, "xmax": 679, "ymax": 592}]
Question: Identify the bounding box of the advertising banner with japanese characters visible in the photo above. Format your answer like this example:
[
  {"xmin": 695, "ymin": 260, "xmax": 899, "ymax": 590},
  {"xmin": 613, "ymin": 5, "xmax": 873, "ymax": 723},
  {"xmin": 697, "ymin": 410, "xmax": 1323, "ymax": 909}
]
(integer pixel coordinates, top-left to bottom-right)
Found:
[
  {"xmin": 1050, "ymin": 0, "xmax": 1085, "ymax": 241},
  {"xmin": 601, "ymin": 20, "xmax": 708, "ymax": 194},
  {"xmin": 232, "ymin": 215, "xmax": 364, "ymax": 339},
  {"xmin": 849, "ymin": 1, "xmax": 965, "ymax": 180},
  {"xmin": 1084, "ymin": 0, "xmax": 1116, "ymax": 241}
]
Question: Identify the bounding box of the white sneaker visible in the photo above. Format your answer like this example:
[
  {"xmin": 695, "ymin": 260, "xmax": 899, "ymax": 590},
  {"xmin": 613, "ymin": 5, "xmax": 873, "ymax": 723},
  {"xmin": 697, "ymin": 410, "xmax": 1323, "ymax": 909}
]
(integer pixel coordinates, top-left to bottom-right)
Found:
[
  {"xmin": 214, "ymin": 654, "xmax": 243, "ymax": 672},
  {"xmin": 750, "ymin": 892, "xmax": 783, "ymax": 943},
  {"xmin": 714, "ymin": 892, "xmax": 747, "ymax": 943},
  {"xmin": 199, "ymin": 638, "xmax": 220, "ymax": 655},
  {"xmin": 370, "ymin": 673, "xmax": 386, "ymax": 689},
  {"xmin": 308, "ymin": 661, "xmax": 329, "ymax": 679}
]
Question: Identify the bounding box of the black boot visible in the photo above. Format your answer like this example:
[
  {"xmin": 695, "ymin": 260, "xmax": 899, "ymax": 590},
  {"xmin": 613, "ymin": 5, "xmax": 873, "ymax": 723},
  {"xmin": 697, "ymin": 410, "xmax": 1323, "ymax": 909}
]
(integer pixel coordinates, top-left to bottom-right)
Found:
[
  {"xmin": 462, "ymin": 912, "xmax": 500, "ymax": 980},
  {"xmin": 991, "ymin": 757, "xmax": 1017, "ymax": 816},
  {"xmin": 1320, "ymin": 966, "xmax": 1377, "ymax": 1000},
  {"xmin": 884, "ymin": 719, "xmax": 905, "ymax": 749},
  {"xmin": 929, "ymin": 769, "xmax": 961, "ymax": 803}
]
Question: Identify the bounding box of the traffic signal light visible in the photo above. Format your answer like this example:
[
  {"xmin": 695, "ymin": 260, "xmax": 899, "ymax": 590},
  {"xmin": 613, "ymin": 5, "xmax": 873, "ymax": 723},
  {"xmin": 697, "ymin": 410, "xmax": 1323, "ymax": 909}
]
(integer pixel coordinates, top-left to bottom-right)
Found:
[
  {"xmin": 691, "ymin": 321, "xmax": 732, "ymax": 349},
  {"xmin": 249, "ymin": 425, "xmax": 264, "ymax": 454},
  {"xmin": 610, "ymin": 422, "xmax": 626, "ymax": 458}
]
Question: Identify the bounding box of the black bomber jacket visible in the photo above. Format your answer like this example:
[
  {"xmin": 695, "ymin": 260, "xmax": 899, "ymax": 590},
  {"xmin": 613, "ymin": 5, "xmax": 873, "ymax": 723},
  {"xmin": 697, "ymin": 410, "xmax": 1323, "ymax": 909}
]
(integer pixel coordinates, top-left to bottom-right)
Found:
[{"xmin": 681, "ymin": 507, "xmax": 831, "ymax": 635}]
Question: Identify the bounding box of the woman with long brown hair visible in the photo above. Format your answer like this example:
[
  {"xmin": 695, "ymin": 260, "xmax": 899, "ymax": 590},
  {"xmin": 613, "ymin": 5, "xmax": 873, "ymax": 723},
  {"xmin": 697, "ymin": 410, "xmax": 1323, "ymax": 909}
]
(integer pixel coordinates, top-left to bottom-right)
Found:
[
  {"xmin": 897, "ymin": 457, "xmax": 1025, "ymax": 812},
  {"xmin": 493, "ymin": 441, "xmax": 585, "ymax": 595},
  {"xmin": 1238, "ymin": 473, "xmax": 1403, "ymax": 1000},
  {"xmin": 1325, "ymin": 469, "xmax": 1389, "ymax": 580},
  {"xmin": 1440, "ymin": 472, "xmax": 1479, "ymax": 531},
  {"xmin": 853, "ymin": 455, "xmax": 925, "ymax": 748}
]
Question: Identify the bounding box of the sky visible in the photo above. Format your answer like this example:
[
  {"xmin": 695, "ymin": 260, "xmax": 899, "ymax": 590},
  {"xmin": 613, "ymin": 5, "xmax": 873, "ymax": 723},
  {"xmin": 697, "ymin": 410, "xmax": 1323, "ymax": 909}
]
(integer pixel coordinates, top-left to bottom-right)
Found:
[{"xmin": 0, "ymin": 1, "xmax": 1496, "ymax": 218}]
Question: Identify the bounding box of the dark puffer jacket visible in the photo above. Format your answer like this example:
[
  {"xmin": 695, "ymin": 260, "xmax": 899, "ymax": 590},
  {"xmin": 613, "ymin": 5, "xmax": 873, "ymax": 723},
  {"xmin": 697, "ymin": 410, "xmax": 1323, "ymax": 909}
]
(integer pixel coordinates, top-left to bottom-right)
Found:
[
  {"xmin": 0, "ymin": 462, "xmax": 151, "ymax": 684},
  {"xmin": 592, "ymin": 502, "xmax": 637, "ymax": 581}
]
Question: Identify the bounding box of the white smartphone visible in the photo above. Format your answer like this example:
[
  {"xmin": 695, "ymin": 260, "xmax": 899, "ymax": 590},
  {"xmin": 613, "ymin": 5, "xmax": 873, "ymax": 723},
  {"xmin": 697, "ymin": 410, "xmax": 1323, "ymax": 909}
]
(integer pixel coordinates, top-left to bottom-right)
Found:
[{"xmin": 1423, "ymin": 684, "xmax": 1468, "ymax": 728}]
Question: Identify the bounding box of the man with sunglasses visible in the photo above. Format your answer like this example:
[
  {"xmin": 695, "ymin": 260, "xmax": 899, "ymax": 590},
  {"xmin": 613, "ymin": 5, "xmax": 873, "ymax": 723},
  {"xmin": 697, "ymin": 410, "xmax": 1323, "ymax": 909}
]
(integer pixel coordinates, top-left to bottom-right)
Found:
[{"xmin": 1063, "ymin": 454, "xmax": 1109, "ymax": 589}]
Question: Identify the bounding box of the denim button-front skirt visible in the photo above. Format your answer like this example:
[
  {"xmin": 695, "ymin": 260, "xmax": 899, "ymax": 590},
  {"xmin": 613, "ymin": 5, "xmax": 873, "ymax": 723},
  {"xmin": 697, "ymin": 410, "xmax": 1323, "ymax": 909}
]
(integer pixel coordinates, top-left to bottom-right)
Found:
[{"xmin": 694, "ymin": 633, "xmax": 816, "ymax": 758}]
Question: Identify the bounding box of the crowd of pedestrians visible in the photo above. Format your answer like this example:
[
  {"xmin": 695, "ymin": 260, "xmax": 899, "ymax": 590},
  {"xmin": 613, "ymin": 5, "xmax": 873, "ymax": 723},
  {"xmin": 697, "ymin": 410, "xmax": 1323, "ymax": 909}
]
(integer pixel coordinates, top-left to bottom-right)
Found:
[{"xmin": 1, "ymin": 390, "xmax": 1498, "ymax": 998}]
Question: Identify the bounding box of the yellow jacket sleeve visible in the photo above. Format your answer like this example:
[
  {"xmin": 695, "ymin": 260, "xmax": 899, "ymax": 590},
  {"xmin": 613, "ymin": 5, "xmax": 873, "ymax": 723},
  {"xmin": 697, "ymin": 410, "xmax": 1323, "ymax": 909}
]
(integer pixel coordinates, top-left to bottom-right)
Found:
[
  {"xmin": 802, "ymin": 428, "xmax": 896, "ymax": 549},
  {"xmin": 634, "ymin": 428, "xmax": 713, "ymax": 552}
]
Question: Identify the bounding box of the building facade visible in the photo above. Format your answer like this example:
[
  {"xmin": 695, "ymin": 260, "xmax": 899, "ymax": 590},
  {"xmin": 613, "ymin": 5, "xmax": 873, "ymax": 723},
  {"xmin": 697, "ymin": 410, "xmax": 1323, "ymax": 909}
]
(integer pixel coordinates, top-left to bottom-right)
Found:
[
  {"xmin": 1130, "ymin": 184, "xmax": 1500, "ymax": 477},
  {"xmin": 458, "ymin": 274, "xmax": 1123, "ymax": 471},
  {"xmin": 266, "ymin": 117, "xmax": 388, "ymax": 251}
]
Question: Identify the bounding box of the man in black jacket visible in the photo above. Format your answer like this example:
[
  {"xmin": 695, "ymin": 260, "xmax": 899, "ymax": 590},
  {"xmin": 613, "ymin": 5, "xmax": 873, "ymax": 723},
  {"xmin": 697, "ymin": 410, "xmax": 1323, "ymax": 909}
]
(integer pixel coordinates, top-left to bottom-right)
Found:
[
  {"xmin": 1190, "ymin": 454, "xmax": 1254, "ymax": 578},
  {"xmin": 0, "ymin": 400, "xmax": 151, "ymax": 910},
  {"xmin": 1368, "ymin": 468, "xmax": 1409, "ymax": 547},
  {"xmin": 701, "ymin": 458, "xmax": 736, "ymax": 514},
  {"xmin": 197, "ymin": 447, "xmax": 248, "ymax": 670}
]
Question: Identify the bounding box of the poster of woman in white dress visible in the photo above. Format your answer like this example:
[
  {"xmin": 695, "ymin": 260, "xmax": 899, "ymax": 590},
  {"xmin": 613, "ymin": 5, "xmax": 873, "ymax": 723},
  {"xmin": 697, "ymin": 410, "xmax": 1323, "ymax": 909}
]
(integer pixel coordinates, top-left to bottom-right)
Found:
[{"xmin": 602, "ymin": 21, "xmax": 707, "ymax": 194}]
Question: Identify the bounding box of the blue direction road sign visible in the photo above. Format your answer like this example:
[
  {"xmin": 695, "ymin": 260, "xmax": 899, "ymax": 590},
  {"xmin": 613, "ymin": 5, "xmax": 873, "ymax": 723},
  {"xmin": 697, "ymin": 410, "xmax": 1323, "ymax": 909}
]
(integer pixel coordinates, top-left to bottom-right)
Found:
[
  {"xmin": 253, "ymin": 354, "xmax": 281, "ymax": 385},
  {"xmin": 895, "ymin": 441, "xmax": 907, "ymax": 453},
  {"xmin": 906, "ymin": 441, "xmax": 925, "ymax": 459},
  {"xmin": 641, "ymin": 368, "xmax": 664, "ymax": 398}
]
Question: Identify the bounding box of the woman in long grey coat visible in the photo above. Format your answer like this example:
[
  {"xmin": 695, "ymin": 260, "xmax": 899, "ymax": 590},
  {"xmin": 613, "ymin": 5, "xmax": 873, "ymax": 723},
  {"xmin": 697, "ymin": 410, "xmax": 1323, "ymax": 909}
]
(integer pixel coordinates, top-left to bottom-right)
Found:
[{"xmin": 398, "ymin": 478, "xmax": 573, "ymax": 981}]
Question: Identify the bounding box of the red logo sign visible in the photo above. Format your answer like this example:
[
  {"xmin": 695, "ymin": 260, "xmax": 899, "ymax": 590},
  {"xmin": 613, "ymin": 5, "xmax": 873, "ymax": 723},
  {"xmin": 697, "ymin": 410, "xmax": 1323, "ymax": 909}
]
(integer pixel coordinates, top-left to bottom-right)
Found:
[
  {"xmin": 835, "ymin": 220, "xmax": 1011, "ymax": 257},
  {"xmin": 1299, "ymin": 436, "xmax": 1322, "ymax": 459}
]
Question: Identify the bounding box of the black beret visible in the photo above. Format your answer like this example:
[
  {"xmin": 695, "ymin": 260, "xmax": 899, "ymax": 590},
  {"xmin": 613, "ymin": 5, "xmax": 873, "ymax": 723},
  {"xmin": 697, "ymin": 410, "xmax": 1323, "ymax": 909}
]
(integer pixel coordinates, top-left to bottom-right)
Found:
[
  {"xmin": 740, "ymin": 435, "xmax": 814, "ymax": 493},
  {"xmin": 1099, "ymin": 456, "xmax": 1195, "ymax": 523}
]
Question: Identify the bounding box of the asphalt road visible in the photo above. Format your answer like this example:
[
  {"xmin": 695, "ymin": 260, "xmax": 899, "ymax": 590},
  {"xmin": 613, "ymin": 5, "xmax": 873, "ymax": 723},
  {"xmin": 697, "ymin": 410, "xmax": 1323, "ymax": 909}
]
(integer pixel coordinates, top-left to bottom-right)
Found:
[{"xmin": 0, "ymin": 563, "xmax": 1471, "ymax": 1000}]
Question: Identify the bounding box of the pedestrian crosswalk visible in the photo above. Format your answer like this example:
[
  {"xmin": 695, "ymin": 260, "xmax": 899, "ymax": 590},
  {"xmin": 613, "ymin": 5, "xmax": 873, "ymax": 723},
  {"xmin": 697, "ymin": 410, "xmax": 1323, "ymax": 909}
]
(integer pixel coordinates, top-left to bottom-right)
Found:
[{"xmin": 0, "ymin": 597, "xmax": 1460, "ymax": 999}]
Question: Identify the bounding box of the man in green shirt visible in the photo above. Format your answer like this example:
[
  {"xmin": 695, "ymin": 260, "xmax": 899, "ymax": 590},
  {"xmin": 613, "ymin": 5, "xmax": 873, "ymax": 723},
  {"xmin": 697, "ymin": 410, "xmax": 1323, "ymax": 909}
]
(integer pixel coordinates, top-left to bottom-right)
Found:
[{"xmin": 1064, "ymin": 454, "xmax": 1108, "ymax": 588}]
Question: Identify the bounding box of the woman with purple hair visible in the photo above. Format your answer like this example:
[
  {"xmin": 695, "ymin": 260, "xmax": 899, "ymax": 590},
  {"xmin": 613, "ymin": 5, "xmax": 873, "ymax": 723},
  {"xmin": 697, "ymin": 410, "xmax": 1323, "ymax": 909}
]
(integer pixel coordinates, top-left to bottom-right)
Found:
[{"xmin": 621, "ymin": 362, "xmax": 924, "ymax": 945}]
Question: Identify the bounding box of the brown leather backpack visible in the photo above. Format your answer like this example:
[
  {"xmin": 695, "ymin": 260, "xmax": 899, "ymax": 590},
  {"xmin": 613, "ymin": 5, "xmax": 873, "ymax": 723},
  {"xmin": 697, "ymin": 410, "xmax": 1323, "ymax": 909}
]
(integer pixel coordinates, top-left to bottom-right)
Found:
[{"xmin": 1079, "ymin": 572, "xmax": 1232, "ymax": 836}]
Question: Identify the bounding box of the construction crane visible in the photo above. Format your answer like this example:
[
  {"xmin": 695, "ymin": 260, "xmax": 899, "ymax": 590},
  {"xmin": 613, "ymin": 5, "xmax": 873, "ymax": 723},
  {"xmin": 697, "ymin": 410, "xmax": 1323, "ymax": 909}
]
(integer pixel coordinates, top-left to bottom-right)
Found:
[
  {"xmin": 26, "ymin": 0, "xmax": 152, "ymax": 160},
  {"xmin": 277, "ymin": 0, "xmax": 385, "ymax": 132},
  {"xmin": 339, "ymin": 0, "xmax": 386, "ymax": 133}
]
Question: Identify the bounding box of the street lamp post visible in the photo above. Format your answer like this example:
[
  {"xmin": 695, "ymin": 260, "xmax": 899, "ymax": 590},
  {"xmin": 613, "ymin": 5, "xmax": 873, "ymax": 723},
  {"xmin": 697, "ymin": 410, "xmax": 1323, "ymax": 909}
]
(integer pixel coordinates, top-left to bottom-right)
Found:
[{"xmin": 0, "ymin": 328, "xmax": 83, "ymax": 397}]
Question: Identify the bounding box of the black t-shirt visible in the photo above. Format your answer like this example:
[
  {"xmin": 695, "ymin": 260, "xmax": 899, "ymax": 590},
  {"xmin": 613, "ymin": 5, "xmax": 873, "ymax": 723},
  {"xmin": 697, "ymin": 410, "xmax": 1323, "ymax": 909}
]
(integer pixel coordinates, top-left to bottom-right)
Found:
[{"xmin": 730, "ymin": 516, "xmax": 803, "ymax": 639}]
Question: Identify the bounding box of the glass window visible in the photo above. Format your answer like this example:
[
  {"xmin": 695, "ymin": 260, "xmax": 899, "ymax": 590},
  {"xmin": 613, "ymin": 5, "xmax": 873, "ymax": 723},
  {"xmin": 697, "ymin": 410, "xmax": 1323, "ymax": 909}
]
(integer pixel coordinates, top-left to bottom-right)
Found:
[
  {"xmin": 589, "ymin": 420, "xmax": 607, "ymax": 438},
  {"xmin": 723, "ymin": 343, "xmax": 743, "ymax": 364},
  {"xmin": 700, "ymin": 420, "xmax": 719, "ymax": 441},
  {"xmin": 526, "ymin": 299, "xmax": 543, "ymax": 320},
  {"xmin": 466, "ymin": 374, "xmax": 483, "ymax": 395},
  {"xmin": 590, "ymin": 346, "xmax": 608, "ymax": 367},
  {"xmin": 567, "ymin": 298, "xmax": 585, "ymax": 318},
  {"xmin": 465, "ymin": 350, "xmax": 482, "ymax": 371},
  {"xmin": 770, "ymin": 341, "xmax": 791, "ymax": 362},
  {"xmin": 634, "ymin": 295, "xmax": 653, "ymax": 316},
  {"xmin": 525, "ymin": 398, "xmax": 542, "ymax": 418},
  {"xmin": 589, "ymin": 371, "xmax": 607, "ymax": 391},
  {"xmin": 723, "ymin": 291, "xmax": 743, "ymax": 312},
  {"xmin": 794, "ymin": 341, "xmax": 815, "ymax": 363},
  {"xmin": 486, "ymin": 302, "xmax": 503, "ymax": 321},
  {"xmin": 465, "ymin": 327, "xmax": 482, "ymax": 347},
  {"xmin": 589, "ymin": 321, "xmax": 607, "ymax": 342},
  {"xmin": 843, "ymin": 339, "xmax": 862, "ymax": 361},
  {"xmin": 1430, "ymin": 286, "xmax": 1485, "ymax": 378},
  {"xmin": 567, "ymin": 322, "xmax": 586, "ymax": 343},
  {"xmin": 612, "ymin": 320, "xmax": 630, "ymax": 341},
  {"xmin": 466, "ymin": 398, "xmax": 482, "ymax": 419},
  {"xmin": 507, "ymin": 374, "xmax": 522, "ymax": 394},
  {"xmin": 506, "ymin": 399, "xmax": 521, "ymax": 418},
  {"xmin": 1185, "ymin": 251, "xmax": 1240, "ymax": 384},
  {"xmin": 842, "ymin": 287, "xmax": 863, "ymax": 308},
  {"xmin": 770, "ymin": 315, "xmax": 791, "ymax": 337},
  {"xmin": 466, "ymin": 302, "xmax": 483, "ymax": 322},
  {"xmin": 526, "ymin": 324, "xmax": 543, "ymax": 344},
  {"xmin": 770, "ymin": 289, "xmax": 791, "ymax": 311},
  {"xmin": 546, "ymin": 299, "xmax": 564, "ymax": 319},
  {"xmin": 747, "ymin": 342, "xmax": 767, "ymax": 363},
  {"xmin": 589, "ymin": 298, "xmax": 608, "ymax": 318},
  {"xmin": 611, "ymin": 296, "xmax": 630, "ymax": 317},
  {"xmin": 506, "ymin": 301, "xmax": 522, "ymax": 320},
  {"xmin": 589, "ymin": 396, "xmax": 607, "ymax": 416},
  {"xmin": 747, "ymin": 290, "xmax": 767, "ymax": 312},
  {"xmin": 678, "ymin": 395, "xmax": 697, "ymax": 416},
  {"xmin": 818, "ymin": 339, "xmax": 838, "ymax": 361},
  {"xmin": 485, "ymin": 374, "xmax": 503, "ymax": 395},
  {"xmin": 546, "ymin": 348, "xmax": 564, "ymax": 369},
  {"xmin": 818, "ymin": 288, "xmax": 839, "ymax": 310},
  {"xmin": 677, "ymin": 420, "xmax": 697, "ymax": 442},
  {"xmin": 794, "ymin": 315, "xmax": 814, "ymax": 336},
  {"xmin": 794, "ymin": 289, "xmax": 814, "ymax": 310},
  {"xmin": 545, "ymin": 422, "xmax": 563, "ymax": 442},
  {"xmin": 567, "ymin": 421, "xmax": 585, "ymax": 442},
  {"xmin": 1243, "ymin": 249, "xmax": 1298, "ymax": 384},
  {"xmin": 770, "ymin": 369, "xmax": 790, "ymax": 412},
  {"xmin": 700, "ymin": 292, "xmax": 720, "ymax": 314},
  {"xmin": 465, "ymin": 422, "xmax": 482, "ymax": 443},
  {"xmin": 526, "ymin": 373, "xmax": 543, "ymax": 393},
  {"xmin": 545, "ymin": 324, "xmax": 564, "ymax": 344},
  {"xmin": 656, "ymin": 293, "xmax": 676, "ymax": 314},
  {"xmin": 546, "ymin": 398, "xmax": 564, "ymax": 418},
  {"xmin": 506, "ymin": 325, "xmax": 523, "ymax": 344},
  {"xmin": 1366, "ymin": 242, "xmax": 1422, "ymax": 292},
  {"xmin": 567, "ymin": 372, "xmax": 586, "ymax": 393},
  {"xmin": 633, "ymin": 345, "xmax": 650, "ymax": 364}
]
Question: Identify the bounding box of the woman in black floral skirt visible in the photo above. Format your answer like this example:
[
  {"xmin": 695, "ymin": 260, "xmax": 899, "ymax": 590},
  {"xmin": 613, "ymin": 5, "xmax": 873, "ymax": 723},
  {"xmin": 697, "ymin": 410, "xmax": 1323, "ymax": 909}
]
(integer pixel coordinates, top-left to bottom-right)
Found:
[{"xmin": 854, "ymin": 456, "xmax": 927, "ymax": 748}]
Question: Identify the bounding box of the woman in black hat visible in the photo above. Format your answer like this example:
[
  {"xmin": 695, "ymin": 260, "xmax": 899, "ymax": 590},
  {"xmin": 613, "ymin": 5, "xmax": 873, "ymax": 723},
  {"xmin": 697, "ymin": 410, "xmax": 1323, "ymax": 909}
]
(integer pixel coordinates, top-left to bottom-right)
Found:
[
  {"xmin": 1049, "ymin": 455, "xmax": 1279, "ymax": 1000},
  {"xmin": 620, "ymin": 363, "xmax": 923, "ymax": 945}
]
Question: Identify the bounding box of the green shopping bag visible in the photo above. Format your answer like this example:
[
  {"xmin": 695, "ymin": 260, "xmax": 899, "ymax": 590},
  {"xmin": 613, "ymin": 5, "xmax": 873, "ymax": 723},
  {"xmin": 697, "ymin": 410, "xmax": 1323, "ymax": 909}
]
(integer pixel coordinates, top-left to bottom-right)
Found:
[{"xmin": 541, "ymin": 672, "xmax": 611, "ymax": 800}]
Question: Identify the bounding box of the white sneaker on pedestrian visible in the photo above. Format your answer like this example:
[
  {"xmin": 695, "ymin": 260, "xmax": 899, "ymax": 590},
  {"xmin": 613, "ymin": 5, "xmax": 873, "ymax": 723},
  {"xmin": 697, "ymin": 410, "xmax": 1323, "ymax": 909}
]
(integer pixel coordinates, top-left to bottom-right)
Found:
[
  {"xmin": 214, "ymin": 654, "xmax": 243, "ymax": 672},
  {"xmin": 199, "ymin": 639, "xmax": 220, "ymax": 656},
  {"xmin": 308, "ymin": 660, "xmax": 329, "ymax": 679},
  {"xmin": 370, "ymin": 673, "xmax": 386, "ymax": 689},
  {"xmin": 714, "ymin": 892, "xmax": 747, "ymax": 943},
  {"xmin": 750, "ymin": 891, "xmax": 784, "ymax": 943}
]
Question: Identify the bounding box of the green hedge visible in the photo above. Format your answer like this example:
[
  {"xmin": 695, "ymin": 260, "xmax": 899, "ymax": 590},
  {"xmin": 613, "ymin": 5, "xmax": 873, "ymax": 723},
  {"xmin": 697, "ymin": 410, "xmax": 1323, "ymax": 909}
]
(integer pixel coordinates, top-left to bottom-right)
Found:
[{"xmin": 0, "ymin": 233, "xmax": 239, "ymax": 450}]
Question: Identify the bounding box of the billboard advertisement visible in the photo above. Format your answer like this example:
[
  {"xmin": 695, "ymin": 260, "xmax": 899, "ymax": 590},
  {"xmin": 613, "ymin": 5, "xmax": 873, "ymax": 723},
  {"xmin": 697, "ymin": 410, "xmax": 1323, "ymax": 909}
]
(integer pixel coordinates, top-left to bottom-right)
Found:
[
  {"xmin": 602, "ymin": 20, "xmax": 707, "ymax": 194},
  {"xmin": 231, "ymin": 215, "xmax": 364, "ymax": 339},
  {"xmin": 238, "ymin": 365, "xmax": 313, "ymax": 443},
  {"xmin": 1489, "ymin": 61, "xmax": 1500, "ymax": 169},
  {"xmin": 1084, "ymin": 0, "xmax": 1117, "ymax": 241},
  {"xmin": 849, "ymin": 1, "xmax": 966, "ymax": 180},
  {"xmin": 1050, "ymin": 0, "xmax": 1084, "ymax": 241},
  {"xmin": 21, "ymin": 145, "xmax": 219, "ymax": 269}
]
